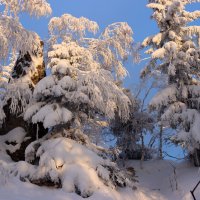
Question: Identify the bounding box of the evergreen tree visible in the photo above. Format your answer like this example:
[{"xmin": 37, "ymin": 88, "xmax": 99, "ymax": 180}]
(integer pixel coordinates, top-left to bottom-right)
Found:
[
  {"xmin": 111, "ymin": 90, "xmax": 153, "ymax": 160},
  {"xmin": 142, "ymin": 0, "xmax": 200, "ymax": 165},
  {"xmin": 21, "ymin": 14, "xmax": 135, "ymax": 196},
  {"xmin": 25, "ymin": 14, "xmax": 133, "ymax": 132}
]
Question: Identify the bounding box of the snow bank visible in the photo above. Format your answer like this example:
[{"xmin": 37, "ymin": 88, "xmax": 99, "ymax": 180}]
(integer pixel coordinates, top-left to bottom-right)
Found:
[
  {"xmin": 0, "ymin": 127, "xmax": 27, "ymax": 158},
  {"xmin": 1, "ymin": 137, "xmax": 135, "ymax": 198},
  {"xmin": 2, "ymin": 159, "xmax": 200, "ymax": 200}
]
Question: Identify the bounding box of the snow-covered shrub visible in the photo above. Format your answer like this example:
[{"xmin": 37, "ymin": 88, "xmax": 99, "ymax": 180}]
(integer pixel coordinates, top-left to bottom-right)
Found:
[
  {"xmin": 7, "ymin": 136, "xmax": 135, "ymax": 198},
  {"xmin": 111, "ymin": 91, "xmax": 154, "ymax": 160},
  {"xmin": 0, "ymin": 127, "xmax": 28, "ymax": 161}
]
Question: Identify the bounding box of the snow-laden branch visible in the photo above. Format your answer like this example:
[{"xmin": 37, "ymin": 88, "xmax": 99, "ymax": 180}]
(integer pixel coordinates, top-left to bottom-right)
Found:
[{"xmin": 0, "ymin": 0, "xmax": 52, "ymax": 17}]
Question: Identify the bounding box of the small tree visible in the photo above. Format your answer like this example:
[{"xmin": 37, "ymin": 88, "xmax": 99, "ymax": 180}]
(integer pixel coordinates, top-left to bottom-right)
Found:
[{"xmin": 111, "ymin": 89, "xmax": 154, "ymax": 161}]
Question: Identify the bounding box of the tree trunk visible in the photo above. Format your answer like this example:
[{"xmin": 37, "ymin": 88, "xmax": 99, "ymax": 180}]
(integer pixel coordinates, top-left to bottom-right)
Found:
[
  {"xmin": 193, "ymin": 148, "xmax": 200, "ymax": 167},
  {"xmin": 159, "ymin": 123, "xmax": 163, "ymax": 159}
]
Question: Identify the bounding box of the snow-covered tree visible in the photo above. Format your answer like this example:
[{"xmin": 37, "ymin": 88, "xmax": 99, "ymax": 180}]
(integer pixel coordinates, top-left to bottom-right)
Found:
[
  {"xmin": 48, "ymin": 14, "xmax": 133, "ymax": 80},
  {"xmin": 20, "ymin": 14, "xmax": 136, "ymax": 196},
  {"xmin": 0, "ymin": 36, "xmax": 48, "ymax": 161},
  {"xmin": 142, "ymin": 0, "xmax": 200, "ymax": 165},
  {"xmin": 0, "ymin": 0, "xmax": 137, "ymax": 194},
  {"xmin": 0, "ymin": 1, "xmax": 51, "ymax": 159},
  {"xmin": 0, "ymin": 0, "xmax": 52, "ymax": 120},
  {"xmin": 1, "ymin": 0, "xmax": 51, "ymax": 17},
  {"xmin": 24, "ymin": 13, "xmax": 133, "ymax": 132},
  {"xmin": 0, "ymin": 0, "xmax": 51, "ymax": 62},
  {"xmin": 111, "ymin": 89, "xmax": 154, "ymax": 161}
]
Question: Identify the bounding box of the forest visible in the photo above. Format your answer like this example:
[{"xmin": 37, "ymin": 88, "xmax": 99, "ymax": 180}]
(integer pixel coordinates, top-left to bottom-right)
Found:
[{"xmin": 1, "ymin": 0, "xmax": 200, "ymax": 200}]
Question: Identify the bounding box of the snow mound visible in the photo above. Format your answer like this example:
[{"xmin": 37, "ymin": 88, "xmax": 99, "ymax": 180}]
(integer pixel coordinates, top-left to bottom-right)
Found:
[
  {"xmin": 0, "ymin": 127, "xmax": 27, "ymax": 161},
  {"xmin": 11, "ymin": 137, "xmax": 135, "ymax": 198}
]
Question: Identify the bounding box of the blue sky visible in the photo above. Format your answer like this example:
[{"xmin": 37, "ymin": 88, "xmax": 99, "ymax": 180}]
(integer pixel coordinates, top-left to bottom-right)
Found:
[{"xmin": 21, "ymin": 0, "xmax": 156, "ymax": 41}]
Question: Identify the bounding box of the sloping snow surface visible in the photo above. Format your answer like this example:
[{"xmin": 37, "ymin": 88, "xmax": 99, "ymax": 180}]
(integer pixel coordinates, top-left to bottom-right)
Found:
[{"xmin": 1, "ymin": 159, "xmax": 200, "ymax": 200}]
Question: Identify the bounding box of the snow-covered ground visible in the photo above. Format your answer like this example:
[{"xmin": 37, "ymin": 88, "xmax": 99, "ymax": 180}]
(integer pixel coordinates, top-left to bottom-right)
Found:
[
  {"xmin": 130, "ymin": 160, "xmax": 200, "ymax": 200},
  {"xmin": 0, "ymin": 173, "xmax": 135, "ymax": 200},
  {"xmin": 1, "ymin": 159, "xmax": 200, "ymax": 200}
]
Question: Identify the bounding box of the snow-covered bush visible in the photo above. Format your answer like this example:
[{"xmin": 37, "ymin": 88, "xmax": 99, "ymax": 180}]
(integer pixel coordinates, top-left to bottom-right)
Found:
[
  {"xmin": 0, "ymin": 127, "xmax": 28, "ymax": 161},
  {"xmin": 12, "ymin": 136, "xmax": 134, "ymax": 198},
  {"xmin": 111, "ymin": 91, "xmax": 154, "ymax": 160},
  {"xmin": 0, "ymin": 128, "xmax": 135, "ymax": 198}
]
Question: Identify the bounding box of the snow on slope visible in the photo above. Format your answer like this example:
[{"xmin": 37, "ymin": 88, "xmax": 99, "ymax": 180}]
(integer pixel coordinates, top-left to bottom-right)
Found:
[
  {"xmin": 128, "ymin": 160, "xmax": 200, "ymax": 200},
  {"xmin": 0, "ymin": 134, "xmax": 135, "ymax": 200},
  {"xmin": 1, "ymin": 159, "xmax": 200, "ymax": 200},
  {"xmin": 0, "ymin": 176, "xmax": 136, "ymax": 200}
]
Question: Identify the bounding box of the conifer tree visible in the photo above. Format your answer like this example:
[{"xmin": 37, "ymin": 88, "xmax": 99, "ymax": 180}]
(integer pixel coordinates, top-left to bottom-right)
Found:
[
  {"xmin": 142, "ymin": 0, "xmax": 200, "ymax": 165},
  {"xmin": 21, "ymin": 14, "xmax": 136, "ymax": 196},
  {"xmin": 25, "ymin": 14, "xmax": 133, "ymax": 131}
]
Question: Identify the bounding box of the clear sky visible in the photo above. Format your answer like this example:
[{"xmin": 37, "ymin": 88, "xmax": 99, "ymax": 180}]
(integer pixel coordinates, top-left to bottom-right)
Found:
[{"xmin": 21, "ymin": 1, "xmax": 156, "ymax": 41}]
